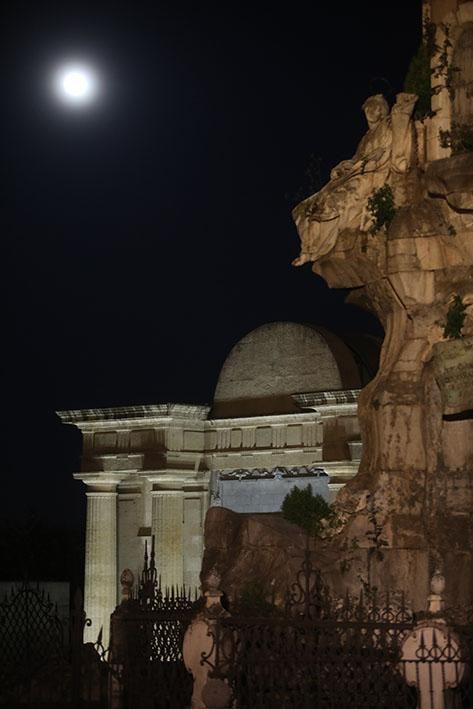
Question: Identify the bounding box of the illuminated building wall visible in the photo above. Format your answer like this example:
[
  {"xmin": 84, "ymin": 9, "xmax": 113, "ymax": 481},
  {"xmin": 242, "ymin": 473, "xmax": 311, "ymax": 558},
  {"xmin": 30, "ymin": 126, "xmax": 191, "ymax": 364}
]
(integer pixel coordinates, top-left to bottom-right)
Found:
[{"xmin": 59, "ymin": 322, "xmax": 376, "ymax": 645}]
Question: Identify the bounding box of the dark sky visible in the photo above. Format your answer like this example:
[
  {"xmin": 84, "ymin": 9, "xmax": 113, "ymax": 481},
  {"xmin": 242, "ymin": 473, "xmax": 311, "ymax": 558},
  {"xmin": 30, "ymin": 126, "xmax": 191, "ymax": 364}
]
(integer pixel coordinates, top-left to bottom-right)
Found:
[{"xmin": 1, "ymin": 1, "xmax": 423, "ymax": 528}]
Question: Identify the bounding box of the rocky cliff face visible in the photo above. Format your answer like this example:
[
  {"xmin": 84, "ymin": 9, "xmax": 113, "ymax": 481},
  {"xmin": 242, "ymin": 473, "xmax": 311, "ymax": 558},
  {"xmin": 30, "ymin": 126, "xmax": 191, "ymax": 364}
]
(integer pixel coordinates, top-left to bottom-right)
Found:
[
  {"xmin": 203, "ymin": 4, "xmax": 473, "ymax": 606},
  {"xmin": 202, "ymin": 506, "xmax": 333, "ymax": 607},
  {"xmin": 203, "ymin": 152, "xmax": 473, "ymax": 609}
]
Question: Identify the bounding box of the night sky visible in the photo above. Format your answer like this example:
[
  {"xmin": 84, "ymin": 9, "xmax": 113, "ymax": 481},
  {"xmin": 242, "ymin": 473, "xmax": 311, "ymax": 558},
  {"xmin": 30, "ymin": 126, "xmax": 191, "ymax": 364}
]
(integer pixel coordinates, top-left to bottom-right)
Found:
[{"xmin": 1, "ymin": 1, "xmax": 422, "ymax": 533}]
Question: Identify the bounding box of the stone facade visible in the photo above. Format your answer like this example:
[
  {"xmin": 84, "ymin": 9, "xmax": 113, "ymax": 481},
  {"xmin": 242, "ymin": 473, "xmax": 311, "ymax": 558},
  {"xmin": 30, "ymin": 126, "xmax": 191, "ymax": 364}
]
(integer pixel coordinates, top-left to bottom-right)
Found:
[{"xmin": 60, "ymin": 323, "xmax": 370, "ymax": 643}]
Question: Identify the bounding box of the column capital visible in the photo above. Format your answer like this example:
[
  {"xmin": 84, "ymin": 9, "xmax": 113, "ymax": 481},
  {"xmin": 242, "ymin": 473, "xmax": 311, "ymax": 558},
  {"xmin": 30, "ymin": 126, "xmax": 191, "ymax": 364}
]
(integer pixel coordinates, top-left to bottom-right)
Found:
[
  {"xmin": 74, "ymin": 472, "xmax": 126, "ymax": 492},
  {"xmin": 85, "ymin": 490, "xmax": 118, "ymax": 498}
]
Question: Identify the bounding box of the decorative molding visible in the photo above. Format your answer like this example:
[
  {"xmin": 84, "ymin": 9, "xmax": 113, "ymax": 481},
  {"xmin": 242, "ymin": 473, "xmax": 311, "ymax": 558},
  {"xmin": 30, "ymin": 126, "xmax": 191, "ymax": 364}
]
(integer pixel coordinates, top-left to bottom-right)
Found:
[
  {"xmin": 302, "ymin": 421, "xmax": 319, "ymax": 447},
  {"xmin": 272, "ymin": 425, "xmax": 286, "ymax": 449},
  {"xmin": 242, "ymin": 427, "xmax": 256, "ymax": 448},
  {"xmin": 92, "ymin": 453, "xmax": 144, "ymax": 472},
  {"xmin": 292, "ymin": 389, "xmax": 361, "ymax": 408},
  {"xmin": 216, "ymin": 428, "xmax": 231, "ymax": 449},
  {"xmin": 208, "ymin": 411, "xmax": 321, "ymax": 427},
  {"xmin": 217, "ymin": 465, "xmax": 328, "ymax": 480},
  {"xmin": 57, "ymin": 403, "xmax": 211, "ymax": 425}
]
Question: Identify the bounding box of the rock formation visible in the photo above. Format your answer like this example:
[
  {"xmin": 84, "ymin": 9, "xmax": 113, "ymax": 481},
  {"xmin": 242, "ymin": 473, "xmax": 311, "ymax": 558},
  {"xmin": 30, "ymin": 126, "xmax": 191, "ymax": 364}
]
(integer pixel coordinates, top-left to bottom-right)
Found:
[
  {"xmin": 290, "ymin": 3, "xmax": 473, "ymax": 608},
  {"xmin": 202, "ymin": 1, "xmax": 473, "ymax": 610},
  {"xmin": 292, "ymin": 92, "xmax": 418, "ymax": 266}
]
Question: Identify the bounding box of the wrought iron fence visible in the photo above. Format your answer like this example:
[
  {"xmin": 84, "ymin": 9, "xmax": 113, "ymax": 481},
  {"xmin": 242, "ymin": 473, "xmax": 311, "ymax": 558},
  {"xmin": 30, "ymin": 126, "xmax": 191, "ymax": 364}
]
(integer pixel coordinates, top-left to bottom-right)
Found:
[
  {"xmin": 0, "ymin": 581, "xmax": 109, "ymax": 707},
  {"xmin": 198, "ymin": 553, "xmax": 473, "ymax": 708},
  {"xmin": 0, "ymin": 582, "xmax": 66, "ymax": 696},
  {"xmin": 3, "ymin": 547, "xmax": 473, "ymax": 708},
  {"xmin": 0, "ymin": 539, "xmax": 197, "ymax": 708},
  {"xmin": 107, "ymin": 538, "xmax": 198, "ymax": 708}
]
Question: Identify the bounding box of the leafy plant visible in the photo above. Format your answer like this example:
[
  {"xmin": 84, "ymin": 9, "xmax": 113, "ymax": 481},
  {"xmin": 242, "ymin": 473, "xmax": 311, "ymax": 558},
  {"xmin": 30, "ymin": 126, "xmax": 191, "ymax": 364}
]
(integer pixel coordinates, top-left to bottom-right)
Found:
[
  {"xmin": 443, "ymin": 295, "xmax": 466, "ymax": 339},
  {"xmin": 403, "ymin": 42, "xmax": 432, "ymax": 119},
  {"xmin": 366, "ymin": 496, "xmax": 388, "ymax": 563},
  {"xmin": 339, "ymin": 536, "xmax": 360, "ymax": 575},
  {"xmin": 439, "ymin": 122, "xmax": 473, "ymax": 154},
  {"xmin": 431, "ymin": 22, "xmax": 460, "ymax": 101},
  {"xmin": 367, "ymin": 185, "xmax": 396, "ymax": 233},
  {"xmin": 403, "ymin": 21, "xmax": 460, "ymax": 119},
  {"xmin": 281, "ymin": 484, "xmax": 333, "ymax": 537}
]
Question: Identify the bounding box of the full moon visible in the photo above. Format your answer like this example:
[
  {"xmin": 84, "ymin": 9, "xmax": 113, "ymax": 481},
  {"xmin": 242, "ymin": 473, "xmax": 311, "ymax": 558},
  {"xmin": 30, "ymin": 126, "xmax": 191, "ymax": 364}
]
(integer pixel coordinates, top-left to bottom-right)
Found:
[{"xmin": 53, "ymin": 63, "xmax": 99, "ymax": 107}]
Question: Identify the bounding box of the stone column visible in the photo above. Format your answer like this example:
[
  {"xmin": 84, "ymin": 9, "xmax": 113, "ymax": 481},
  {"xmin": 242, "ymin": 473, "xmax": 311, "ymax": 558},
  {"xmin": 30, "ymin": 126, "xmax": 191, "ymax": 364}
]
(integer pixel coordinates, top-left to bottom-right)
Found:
[
  {"xmin": 183, "ymin": 495, "xmax": 204, "ymax": 589},
  {"xmin": 84, "ymin": 491, "xmax": 118, "ymax": 646},
  {"xmin": 401, "ymin": 572, "xmax": 465, "ymax": 709},
  {"xmin": 151, "ymin": 490, "xmax": 184, "ymax": 589}
]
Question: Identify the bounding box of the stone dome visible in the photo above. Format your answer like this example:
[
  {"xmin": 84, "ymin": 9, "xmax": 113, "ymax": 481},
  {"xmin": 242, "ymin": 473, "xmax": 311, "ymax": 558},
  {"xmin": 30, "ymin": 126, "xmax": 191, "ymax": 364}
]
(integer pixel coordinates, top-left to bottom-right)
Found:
[{"xmin": 212, "ymin": 322, "xmax": 361, "ymax": 417}]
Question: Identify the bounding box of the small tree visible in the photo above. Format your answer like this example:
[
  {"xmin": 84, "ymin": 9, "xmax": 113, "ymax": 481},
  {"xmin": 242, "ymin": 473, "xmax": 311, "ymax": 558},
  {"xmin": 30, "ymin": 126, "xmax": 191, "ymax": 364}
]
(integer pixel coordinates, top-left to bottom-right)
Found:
[{"xmin": 281, "ymin": 484, "xmax": 332, "ymax": 538}]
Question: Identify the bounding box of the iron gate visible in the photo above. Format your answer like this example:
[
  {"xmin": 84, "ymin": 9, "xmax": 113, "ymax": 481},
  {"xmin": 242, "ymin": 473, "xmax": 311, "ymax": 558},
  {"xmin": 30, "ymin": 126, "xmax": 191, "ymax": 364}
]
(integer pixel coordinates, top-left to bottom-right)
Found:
[{"xmin": 0, "ymin": 539, "xmax": 197, "ymax": 708}]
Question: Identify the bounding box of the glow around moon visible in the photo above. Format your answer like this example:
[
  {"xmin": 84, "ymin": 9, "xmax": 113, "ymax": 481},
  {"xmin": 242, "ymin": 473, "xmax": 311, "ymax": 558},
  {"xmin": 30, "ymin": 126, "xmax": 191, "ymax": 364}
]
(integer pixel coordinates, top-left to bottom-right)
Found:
[{"xmin": 53, "ymin": 63, "xmax": 100, "ymax": 107}]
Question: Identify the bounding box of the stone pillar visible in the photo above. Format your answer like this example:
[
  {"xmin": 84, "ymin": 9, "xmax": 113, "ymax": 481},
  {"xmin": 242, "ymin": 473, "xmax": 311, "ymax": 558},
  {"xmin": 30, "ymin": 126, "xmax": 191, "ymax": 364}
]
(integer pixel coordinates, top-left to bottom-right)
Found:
[
  {"xmin": 151, "ymin": 490, "xmax": 184, "ymax": 589},
  {"xmin": 183, "ymin": 568, "xmax": 232, "ymax": 709},
  {"xmin": 84, "ymin": 491, "xmax": 118, "ymax": 646},
  {"xmin": 401, "ymin": 572, "xmax": 465, "ymax": 709},
  {"xmin": 183, "ymin": 496, "xmax": 204, "ymax": 589}
]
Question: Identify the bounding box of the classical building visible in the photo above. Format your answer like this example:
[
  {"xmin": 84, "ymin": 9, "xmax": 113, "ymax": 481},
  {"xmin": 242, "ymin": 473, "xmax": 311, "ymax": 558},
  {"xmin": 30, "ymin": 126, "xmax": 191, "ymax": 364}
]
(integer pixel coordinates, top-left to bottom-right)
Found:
[{"xmin": 59, "ymin": 321, "xmax": 378, "ymax": 643}]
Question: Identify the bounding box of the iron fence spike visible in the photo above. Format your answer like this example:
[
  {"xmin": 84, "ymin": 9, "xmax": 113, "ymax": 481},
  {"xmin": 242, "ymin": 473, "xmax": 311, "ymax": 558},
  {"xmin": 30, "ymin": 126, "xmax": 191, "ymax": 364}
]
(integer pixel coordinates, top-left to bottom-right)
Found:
[{"xmin": 150, "ymin": 535, "xmax": 156, "ymax": 572}]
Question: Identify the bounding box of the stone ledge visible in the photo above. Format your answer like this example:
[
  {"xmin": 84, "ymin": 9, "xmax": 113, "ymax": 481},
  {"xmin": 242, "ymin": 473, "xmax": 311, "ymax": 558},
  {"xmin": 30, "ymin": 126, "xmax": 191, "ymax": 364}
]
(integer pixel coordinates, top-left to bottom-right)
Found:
[{"xmin": 57, "ymin": 403, "xmax": 211, "ymax": 424}]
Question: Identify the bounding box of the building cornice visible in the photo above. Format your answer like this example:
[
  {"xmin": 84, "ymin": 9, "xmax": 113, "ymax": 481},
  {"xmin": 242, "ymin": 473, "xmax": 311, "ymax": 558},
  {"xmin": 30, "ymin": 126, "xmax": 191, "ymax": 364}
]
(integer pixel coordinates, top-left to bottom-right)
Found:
[
  {"xmin": 57, "ymin": 403, "xmax": 211, "ymax": 427},
  {"xmin": 57, "ymin": 391, "xmax": 359, "ymax": 428},
  {"xmin": 206, "ymin": 410, "xmax": 321, "ymax": 427},
  {"xmin": 292, "ymin": 389, "xmax": 361, "ymax": 409}
]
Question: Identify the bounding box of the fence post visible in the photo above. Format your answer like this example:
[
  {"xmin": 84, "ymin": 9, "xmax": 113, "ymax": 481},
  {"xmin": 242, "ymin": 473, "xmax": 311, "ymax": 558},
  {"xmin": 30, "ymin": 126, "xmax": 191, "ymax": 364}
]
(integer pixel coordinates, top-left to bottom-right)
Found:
[
  {"xmin": 70, "ymin": 588, "xmax": 87, "ymax": 709},
  {"xmin": 108, "ymin": 571, "xmax": 137, "ymax": 709},
  {"xmin": 401, "ymin": 571, "xmax": 465, "ymax": 709},
  {"xmin": 183, "ymin": 568, "xmax": 232, "ymax": 709}
]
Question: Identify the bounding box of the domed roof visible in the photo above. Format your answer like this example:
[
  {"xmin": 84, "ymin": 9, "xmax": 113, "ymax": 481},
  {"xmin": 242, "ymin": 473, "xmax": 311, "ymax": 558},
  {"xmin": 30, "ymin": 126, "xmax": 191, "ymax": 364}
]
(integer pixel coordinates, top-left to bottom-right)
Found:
[{"xmin": 212, "ymin": 322, "xmax": 361, "ymax": 417}]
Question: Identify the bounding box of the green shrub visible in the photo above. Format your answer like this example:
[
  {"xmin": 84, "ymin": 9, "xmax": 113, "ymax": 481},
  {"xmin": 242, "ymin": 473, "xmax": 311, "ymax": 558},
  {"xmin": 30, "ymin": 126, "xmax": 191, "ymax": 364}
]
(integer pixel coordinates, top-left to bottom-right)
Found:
[
  {"xmin": 367, "ymin": 185, "xmax": 396, "ymax": 233},
  {"xmin": 281, "ymin": 484, "xmax": 332, "ymax": 537},
  {"xmin": 444, "ymin": 295, "xmax": 466, "ymax": 339},
  {"xmin": 439, "ymin": 122, "xmax": 473, "ymax": 155}
]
